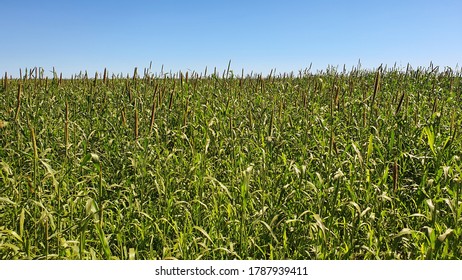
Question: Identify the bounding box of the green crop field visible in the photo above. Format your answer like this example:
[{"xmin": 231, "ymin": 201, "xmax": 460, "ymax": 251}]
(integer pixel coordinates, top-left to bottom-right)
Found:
[{"xmin": 0, "ymin": 64, "xmax": 461, "ymax": 260}]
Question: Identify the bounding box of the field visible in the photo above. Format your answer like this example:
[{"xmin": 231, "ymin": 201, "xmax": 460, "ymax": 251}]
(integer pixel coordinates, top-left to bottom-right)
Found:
[{"xmin": 0, "ymin": 64, "xmax": 461, "ymax": 259}]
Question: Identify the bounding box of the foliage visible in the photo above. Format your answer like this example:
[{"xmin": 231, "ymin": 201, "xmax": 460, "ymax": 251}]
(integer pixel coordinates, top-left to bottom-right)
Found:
[{"xmin": 0, "ymin": 65, "xmax": 461, "ymax": 259}]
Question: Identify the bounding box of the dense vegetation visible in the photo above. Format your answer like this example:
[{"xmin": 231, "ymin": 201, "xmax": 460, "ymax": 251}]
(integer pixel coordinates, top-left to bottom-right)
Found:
[{"xmin": 0, "ymin": 64, "xmax": 461, "ymax": 259}]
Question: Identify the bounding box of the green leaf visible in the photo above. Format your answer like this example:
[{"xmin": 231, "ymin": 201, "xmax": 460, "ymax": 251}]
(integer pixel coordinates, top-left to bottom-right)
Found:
[
  {"xmin": 95, "ymin": 223, "xmax": 111, "ymax": 259},
  {"xmin": 422, "ymin": 126, "xmax": 436, "ymax": 155},
  {"xmin": 0, "ymin": 243, "xmax": 20, "ymax": 252},
  {"xmin": 193, "ymin": 226, "xmax": 214, "ymax": 244},
  {"xmin": 40, "ymin": 159, "xmax": 58, "ymax": 189},
  {"xmin": 259, "ymin": 220, "xmax": 279, "ymax": 243},
  {"xmin": 19, "ymin": 208, "xmax": 25, "ymax": 238},
  {"xmin": 0, "ymin": 197, "xmax": 15, "ymax": 205},
  {"xmin": 366, "ymin": 134, "xmax": 374, "ymax": 162},
  {"xmin": 80, "ymin": 153, "xmax": 92, "ymax": 166},
  {"xmin": 128, "ymin": 248, "xmax": 136, "ymax": 260},
  {"xmin": 1, "ymin": 229, "xmax": 22, "ymax": 243}
]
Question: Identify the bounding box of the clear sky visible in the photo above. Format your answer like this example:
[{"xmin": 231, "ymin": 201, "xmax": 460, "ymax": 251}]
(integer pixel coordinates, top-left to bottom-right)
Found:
[{"xmin": 1, "ymin": 0, "xmax": 461, "ymax": 77}]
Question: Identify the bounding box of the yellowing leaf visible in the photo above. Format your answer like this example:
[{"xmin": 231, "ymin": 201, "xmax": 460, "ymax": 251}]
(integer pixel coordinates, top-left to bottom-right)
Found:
[
  {"xmin": 193, "ymin": 226, "xmax": 214, "ymax": 244},
  {"xmin": 394, "ymin": 228, "xmax": 413, "ymax": 238},
  {"xmin": 438, "ymin": 228, "xmax": 454, "ymax": 242},
  {"xmin": 352, "ymin": 141, "xmax": 363, "ymax": 165}
]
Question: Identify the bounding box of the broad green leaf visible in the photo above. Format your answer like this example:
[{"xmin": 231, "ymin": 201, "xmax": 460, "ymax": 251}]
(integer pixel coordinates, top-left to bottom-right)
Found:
[{"xmin": 422, "ymin": 126, "xmax": 436, "ymax": 155}]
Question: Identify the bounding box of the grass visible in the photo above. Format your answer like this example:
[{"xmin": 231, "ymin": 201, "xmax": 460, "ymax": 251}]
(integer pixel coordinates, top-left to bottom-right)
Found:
[{"xmin": 0, "ymin": 64, "xmax": 461, "ymax": 260}]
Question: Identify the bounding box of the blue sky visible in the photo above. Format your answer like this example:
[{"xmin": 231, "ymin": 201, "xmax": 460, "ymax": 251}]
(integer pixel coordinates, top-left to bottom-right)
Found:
[{"xmin": 2, "ymin": 0, "xmax": 461, "ymax": 77}]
